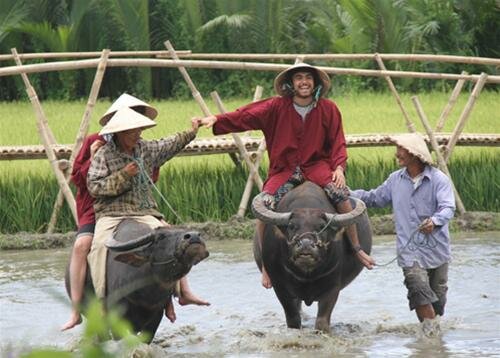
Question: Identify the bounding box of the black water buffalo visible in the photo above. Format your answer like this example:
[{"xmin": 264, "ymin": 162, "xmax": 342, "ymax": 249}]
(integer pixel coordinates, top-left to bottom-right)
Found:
[
  {"xmin": 65, "ymin": 219, "xmax": 209, "ymax": 341},
  {"xmin": 252, "ymin": 181, "xmax": 372, "ymax": 332}
]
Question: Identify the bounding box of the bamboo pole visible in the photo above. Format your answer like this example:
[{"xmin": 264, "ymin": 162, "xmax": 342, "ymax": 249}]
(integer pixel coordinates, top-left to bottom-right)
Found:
[
  {"xmin": 1, "ymin": 57, "xmax": 500, "ymax": 84},
  {"xmin": 444, "ymin": 73, "xmax": 489, "ymax": 162},
  {"xmin": 47, "ymin": 49, "xmax": 110, "ymax": 233},
  {"xmin": 164, "ymin": 40, "xmax": 241, "ymax": 165},
  {"xmin": 10, "ymin": 48, "xmax": 78, "ymax": 223},
  {"xmin": 164, "ymin": 41, "xmax": 212, "ymax": 115},
  {"xmin": 0, "ymin": 50, "xmax": 191, "ymax": 61},
  {"xmin": 167, "ymin": 53, "xmax": 500, "ymax": 67},
  {"xmin": 435, "ymin": 71, "xmax": 468, "ymax": 132},
  {"xmin": 241, "ymin": 86, "xmax": 264, "ymax": 139},
  {"xmin": 238, "ymin": 139, "xmax": 267, "ymax": 217},
  {"xmin": 2, "ymin": 51, "xmax": 499, "ymax": 66},
  {"xmin": 253, "ymin": 85, "xmax": 263, "ymax": 102},
  {"xmin": 374, "ymin": 53, "xmax": 416, "ymax": 133},
  {"xmin": 226, "ymin": 81, "xmax": 266, "ymax": 216},
  {"xmin": 211, "ymin": 91, "xmax": 264, "ymax": 190},
  {"xmin": 412, "ymin": 96, "xmax": 466, "ymax": 215}
]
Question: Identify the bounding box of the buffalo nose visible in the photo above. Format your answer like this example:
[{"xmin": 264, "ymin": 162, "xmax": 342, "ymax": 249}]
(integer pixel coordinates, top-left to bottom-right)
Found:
[
  {"xmin": 299, "ymin": 238, "xmax": 315, "ymax": 250},
  {"xmin": 184, "ymin": 231, "xmax": 201, "ymax": 244}
]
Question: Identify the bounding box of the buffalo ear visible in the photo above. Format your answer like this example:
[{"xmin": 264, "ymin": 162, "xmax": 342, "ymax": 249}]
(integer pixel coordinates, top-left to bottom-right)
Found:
[{"xmin": 115, "ymin": 247, "xmax": 152, "ymax": 267}]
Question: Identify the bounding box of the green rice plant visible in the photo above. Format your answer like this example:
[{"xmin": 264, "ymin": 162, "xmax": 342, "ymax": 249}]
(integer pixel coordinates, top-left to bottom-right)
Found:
[
  {"xmin": 0, "ymin": 92, "xmax": 498, "ymax": 233},
  {"xmin": 1, "ymin": 91, "xmax": 498, "ymax": 147},
  {"xmin": 0, "ymin": 151, "xmax": 498, "ymax": 233}
]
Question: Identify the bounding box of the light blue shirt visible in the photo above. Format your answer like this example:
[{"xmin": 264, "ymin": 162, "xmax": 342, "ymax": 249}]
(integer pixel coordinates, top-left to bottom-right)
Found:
[{"xmin": 351, "ymin": 165, "xmax": 455, "ymax": 269}]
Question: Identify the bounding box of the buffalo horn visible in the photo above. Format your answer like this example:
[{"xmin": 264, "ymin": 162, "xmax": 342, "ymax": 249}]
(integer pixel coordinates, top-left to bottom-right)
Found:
[
  {"xmin": 324, "ymin": 197, "xmax": 366, "ymax": 227},
  {"xmin": 106, "ymin": 232, "xmax": 155, "ymax": 252},
  {"xmin": 251, "ymin": 192, "xmax": 291, "ymax": 225}
]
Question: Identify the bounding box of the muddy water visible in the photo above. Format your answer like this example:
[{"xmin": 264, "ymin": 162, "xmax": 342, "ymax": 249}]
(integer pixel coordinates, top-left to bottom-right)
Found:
[{"xmin": 1, "ymin": 233, "xmax": 499, "ymax": 357}]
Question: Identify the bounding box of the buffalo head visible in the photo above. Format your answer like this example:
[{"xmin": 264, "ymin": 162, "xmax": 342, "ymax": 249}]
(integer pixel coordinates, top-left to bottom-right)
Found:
[
  {"xmin": 106, "ymin": 226, "xmax": 209, "ymax": 284},
  {"xmin": 252, "ymin": 191, "xmax": 366, "ymax": 275}
]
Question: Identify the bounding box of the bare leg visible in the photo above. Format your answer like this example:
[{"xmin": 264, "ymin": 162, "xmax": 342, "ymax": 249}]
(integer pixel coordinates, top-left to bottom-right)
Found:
[
  {"xmin": 336, "ymin": 200, "xmax": 375, "ymax": 270},
  {"xmin": 416, "ymin": 304, "xmax": 436, "ymax": 322},
  {"xmin": 61, "ymin": 234, "xmax": 93, "ymax": 331},
  {"xmin": 178, "ymin": 276, "xmax": 210, "ymax": 306},
  {"xmin": 257, "ymin": 219, "xmax": 272, "ymax": 289},
  {"xmin": 165, "ymin": 296, "xmax": 176, "ymax": 323}
]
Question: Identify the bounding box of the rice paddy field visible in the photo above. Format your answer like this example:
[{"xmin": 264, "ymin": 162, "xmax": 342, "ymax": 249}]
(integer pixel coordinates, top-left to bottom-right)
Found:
[{"xmin": 0, "ymin": 91, "xmax": 499, "ymax": 233}]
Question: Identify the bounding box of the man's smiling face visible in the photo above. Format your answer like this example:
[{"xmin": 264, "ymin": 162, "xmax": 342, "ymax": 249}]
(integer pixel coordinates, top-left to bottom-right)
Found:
[{"xmin": 291, "ymin": 71, "xmax": 315, "ymax": 99}]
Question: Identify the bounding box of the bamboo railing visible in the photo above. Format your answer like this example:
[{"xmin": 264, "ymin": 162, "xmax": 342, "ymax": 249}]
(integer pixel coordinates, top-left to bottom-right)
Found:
[
  {"xmin": 1, "ymin": 58, "xmax": 500, "ymax": 83},
  {"xmin": 1, "ymin": 51, "xmax": 499, "ymax": 66},
  {"xmin": 2, "ymin": 133, "xmax": 498, "ymax": 161}
]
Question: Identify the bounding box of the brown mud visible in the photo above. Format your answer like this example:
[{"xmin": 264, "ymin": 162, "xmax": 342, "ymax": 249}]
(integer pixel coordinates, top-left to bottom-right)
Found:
[{"xmin": 1, "ymin": 211, "xmax": 498, "ymax": 250}]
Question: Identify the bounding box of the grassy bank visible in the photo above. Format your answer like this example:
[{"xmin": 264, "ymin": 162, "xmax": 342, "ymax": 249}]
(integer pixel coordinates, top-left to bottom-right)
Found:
[{"xmin": 0, "ymin": 92, "xmax": 498, "ymax": 233}]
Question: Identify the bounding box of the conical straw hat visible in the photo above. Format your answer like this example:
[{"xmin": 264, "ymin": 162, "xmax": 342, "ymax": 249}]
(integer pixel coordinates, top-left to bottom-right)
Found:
[
  {"xmin": 99, "ymin": 107, "xmax": 157, "ymax": 135},
  {"xmin": 273, "ymin": 62, "xmax": 331, "ymax": 97},
  {"xmin": 99, "ymin": 93, "xmax": 158, "ymax": 126},
  {"xmin": 391, "ymin": 133, "xmax": 434, "ymax": 165}
]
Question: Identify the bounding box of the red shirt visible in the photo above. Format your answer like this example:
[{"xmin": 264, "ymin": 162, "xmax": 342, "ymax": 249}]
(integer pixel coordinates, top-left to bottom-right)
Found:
[
  {"xmin": 71, "ymin": 134, "xmax": 103, "ymax": 227},
  {"xmin": 71, "ymin": 133, "xmax": 160, "ymax": 228},
  {"xmin": 214, "ymin": 96, "xmax": 347, "ymax": 194}
]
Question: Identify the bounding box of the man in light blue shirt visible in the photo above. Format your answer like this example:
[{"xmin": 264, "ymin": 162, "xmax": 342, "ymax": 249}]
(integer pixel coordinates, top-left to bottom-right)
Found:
[{"xmin": 350, "ymin": 133, "xmax": 455, "ymax": 334}]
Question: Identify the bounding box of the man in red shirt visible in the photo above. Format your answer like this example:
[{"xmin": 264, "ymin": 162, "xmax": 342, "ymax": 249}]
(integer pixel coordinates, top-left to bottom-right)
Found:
[{"xmin": 197, "ymin": 63, "xmax": 375, "ymax": 288}]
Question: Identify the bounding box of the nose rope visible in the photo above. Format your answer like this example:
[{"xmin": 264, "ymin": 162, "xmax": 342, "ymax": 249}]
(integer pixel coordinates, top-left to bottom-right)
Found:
[
  {"xmin": 125, "ymin": 154, "xmax": 184, "ymax": 224},
  {"xmin": 374, "ymin": 224, "xmax": 438, "ymax": 268},
  {"xmin": 290, "ymin": 214, "xmax": 337, "ymax": 247}
]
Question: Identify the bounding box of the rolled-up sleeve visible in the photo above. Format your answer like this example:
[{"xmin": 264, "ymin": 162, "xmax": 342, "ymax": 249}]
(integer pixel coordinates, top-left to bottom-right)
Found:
[
  {"xmin": 350, "ymin": 176, "xmax": 393, "ymax": 209},
  {"xmin": 87, "ymin": 151, "xmax": 133, "ymax": 197},
  {"xmin": 213, "ymin": 98, "xmax": 274, "ymax": 135}
]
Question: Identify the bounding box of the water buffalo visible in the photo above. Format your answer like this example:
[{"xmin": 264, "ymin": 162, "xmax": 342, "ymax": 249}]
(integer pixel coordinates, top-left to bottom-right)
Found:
[
  {"xmin": 65, "ymin": 219, "xmax": 209, "ymax": 341},
  {"xmin": 252, "ymin": 181, "xmax": 372, "ymax": 332}
]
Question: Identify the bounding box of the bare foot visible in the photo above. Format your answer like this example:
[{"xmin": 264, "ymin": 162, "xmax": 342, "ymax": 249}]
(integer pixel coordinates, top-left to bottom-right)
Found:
[
  {"xmin": 356, "ymin": 249, "xmax": 375, "ymax": 270},
  {"xmin": 61, "ymin": 311, "xmax": 82, "ymax": 331},
  {"xmin": 165, "ymin": 299, "xmax": 176, "ymax": 323},
  {"xmin": 178, "ymin": 292, "xmax": 210, "ymax": 306},
  {"xmin": 261, "ymin": 267, "xmax": 272, "ymax": 289}
]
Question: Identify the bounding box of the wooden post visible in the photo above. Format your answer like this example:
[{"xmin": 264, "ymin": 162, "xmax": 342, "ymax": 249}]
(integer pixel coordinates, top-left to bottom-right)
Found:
[
  {"xmin": 47, "ymin": 49, "xmax": 110, "ymax": 233},
  {"xmin": 164, "ymin": 41, "xmax": 212, "ymax": 116},
  {"xmin": 374, "ymin": 53, "xmax": 416, "ymax": 133},
  {"xmin": 253, "ymin": 85, "xmax": 263, "ymax": 102},
  {"xmin": 211, "ymin": 91, "xmax": 264, "ymax": 190},
  {"xmin": 238, "ymin": 139, "xmax": 267, "ymax": 216},
  {"xmin": 411, "ymin": 96, "xmax": 466, "ymax": 215},
  {"xmin": 11, "ymin": 48, "xmax": 78, "ymax": 223},
  {"xmin": 164, "ymin": 40, "xmax": 240, "ymax": 164},
  {"xmin": 435, "ymin": 71, "xmax": 468, "ymax": 132},
  {"xmin": 444, "ymin": 72, "xmax": 489, "ymax": 162},
  {"xmin": 237, "ymin": 86, "xmax": 265, "ymax": 216}
]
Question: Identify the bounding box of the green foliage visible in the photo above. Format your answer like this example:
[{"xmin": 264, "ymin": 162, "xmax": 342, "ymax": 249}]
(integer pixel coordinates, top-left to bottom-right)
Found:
[
  {"xmin": 20, "ymin": 300, "xmax": 147, "ymax": 358},
  {"xmin": 0, "ymin": 0, "xmax": 498, "ymax": 99}
]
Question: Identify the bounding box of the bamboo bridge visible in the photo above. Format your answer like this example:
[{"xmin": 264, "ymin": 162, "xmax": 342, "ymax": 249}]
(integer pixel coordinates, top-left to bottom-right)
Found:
[{"xmin": 1, "ymin": 133, "xmax": 498, "ymax": 161}]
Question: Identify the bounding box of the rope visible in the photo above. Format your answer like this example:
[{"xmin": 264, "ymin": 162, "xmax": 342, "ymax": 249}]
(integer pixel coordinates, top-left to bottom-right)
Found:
[
  {"xmin": 125, "ymin": 154, "xmax": 184, "ymax": 224},
  {"xmin": 374, "ymin": 224, "xmax": 438, "ymax": 268}
]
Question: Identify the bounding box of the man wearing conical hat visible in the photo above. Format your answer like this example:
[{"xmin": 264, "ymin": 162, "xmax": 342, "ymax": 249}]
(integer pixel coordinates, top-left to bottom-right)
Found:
[
  {"xmin": 351, "ymin": 132, "xmax": 455, "ymax": 337},
  {"xmin": 197, "ymin": 62, "xmax": 375, "ymax": 289},
  {"xmin": 62, "ymin": 93, "xmax": 161, "ymax": 331},
  {"xmin": 62, "ymin": 94, "xmax": 208, "ymax": 331}
]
